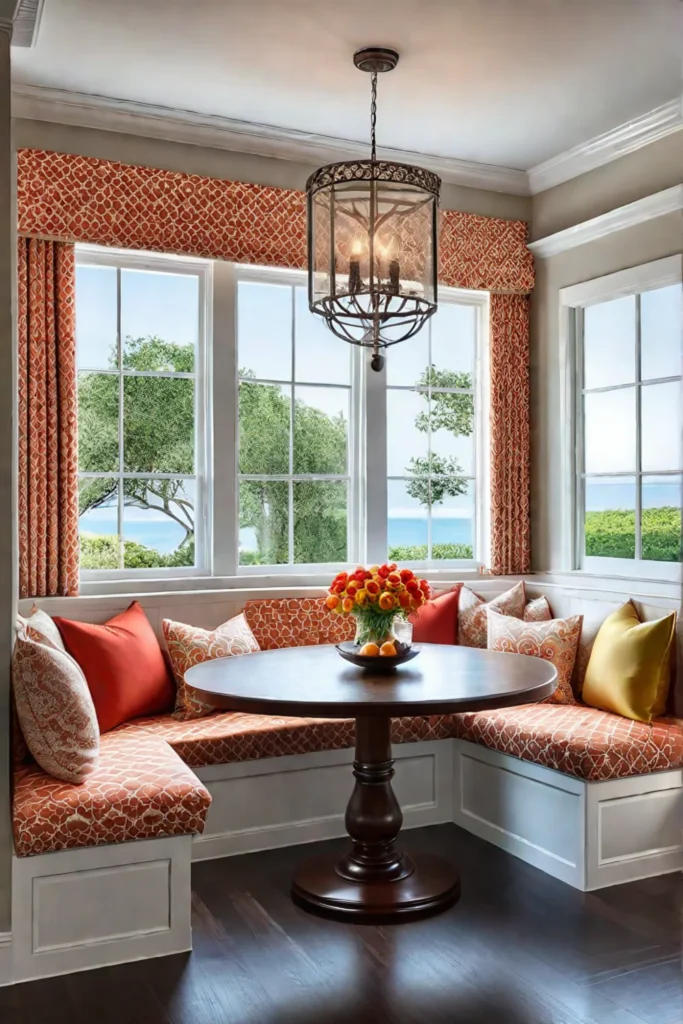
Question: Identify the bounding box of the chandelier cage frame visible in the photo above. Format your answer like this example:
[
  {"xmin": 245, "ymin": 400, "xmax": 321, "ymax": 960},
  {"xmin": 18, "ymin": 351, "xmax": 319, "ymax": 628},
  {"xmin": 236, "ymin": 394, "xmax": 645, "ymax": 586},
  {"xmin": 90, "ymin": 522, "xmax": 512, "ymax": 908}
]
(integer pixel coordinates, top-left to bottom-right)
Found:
[{"xmin": 306, "ymin": 48, "xmax": 442, "ymax": 369}]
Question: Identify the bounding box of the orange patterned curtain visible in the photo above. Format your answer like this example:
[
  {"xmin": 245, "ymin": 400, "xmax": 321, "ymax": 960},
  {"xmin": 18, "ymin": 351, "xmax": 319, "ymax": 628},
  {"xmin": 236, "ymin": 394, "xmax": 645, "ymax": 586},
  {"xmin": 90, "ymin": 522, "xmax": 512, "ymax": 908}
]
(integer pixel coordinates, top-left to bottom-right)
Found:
[
  {"xmin": 16, "ymin": 149, "xmax": 534, "ymax": 578},
  {"xmin": 17, "ymin": 238, "xmax": 79, "ymax": 598}
]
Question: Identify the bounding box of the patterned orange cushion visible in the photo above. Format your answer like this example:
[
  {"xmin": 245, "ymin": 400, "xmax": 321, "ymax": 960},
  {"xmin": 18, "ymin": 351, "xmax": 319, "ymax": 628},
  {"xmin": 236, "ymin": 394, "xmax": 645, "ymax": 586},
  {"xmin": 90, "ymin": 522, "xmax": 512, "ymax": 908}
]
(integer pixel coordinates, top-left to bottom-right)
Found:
[
  {"xmin": 244, "ymin": 597, "xmax": 355, "ymax": 650},
  {"xmin": 130, "ymin": 710, "xmax": 456, "ymax": 768},
  {"xmin": 12, "ymin": 629, "xmax": 100, "ymax": 784},
  {"xmin": 453, "ymin": 703, "xmax": 683, "ymax": 781},
  {"xmin": 163, "ymin": 613, "xmax": 260, "ymax": 721},
  {"xmin": 524, "ymin": 596, "xmax": 552, "ymax": 622},
  {"xmin": 458, "ymin": 582, "xmax": 526, "ymax": 647},
  {"xmin": 487, "ymin": 608, "xmax": 582, "ymax": 705},
  {"xmin": 13, "ymin": 727, "xmax": 211, "ymax": 857}
]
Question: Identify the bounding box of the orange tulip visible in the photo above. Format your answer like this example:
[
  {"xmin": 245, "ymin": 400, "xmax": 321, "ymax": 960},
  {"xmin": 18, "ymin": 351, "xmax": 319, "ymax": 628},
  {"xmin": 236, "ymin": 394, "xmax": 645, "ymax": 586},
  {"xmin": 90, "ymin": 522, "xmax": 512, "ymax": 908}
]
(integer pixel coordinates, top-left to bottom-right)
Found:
[
  {"xmin": 365, "ymin": 579, "xmax": 380, "ymax": 597},
  {"xmin": 405, "ymin": 579, "xmax": 419, "ymax": 595},
  {"xmin": 386, "ymin": 572, "xmax": 401, "ymax": 589},
  {"xmin": 398, "ymin": 592, "xmax": 411, "ymax": 609},
  {"xmin": 400, "ymin": 568, "xmax": 414, "ymax": 583},
  {"xmin": 378, "ymin": 592, "xmax": 395, "ymax": 611},
  {"xmin": 377, "ymin": 564, "xmax": 390, "ymax": 579},
  {"xmin": 342, "ymin": 597, "xmax": 355, "ymax": 613},
  {"xmin": 325, "ymin": 594, "xmax": 340, "ymax": 611}
]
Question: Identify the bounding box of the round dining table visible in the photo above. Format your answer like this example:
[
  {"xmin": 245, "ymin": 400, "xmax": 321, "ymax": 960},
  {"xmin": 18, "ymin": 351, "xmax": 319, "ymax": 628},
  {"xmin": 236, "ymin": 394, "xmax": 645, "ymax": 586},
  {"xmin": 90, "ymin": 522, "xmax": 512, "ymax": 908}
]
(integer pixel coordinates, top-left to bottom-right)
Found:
[{"xmin": 186, "ymin": 643, "xmax": 557, "ymax": 921}]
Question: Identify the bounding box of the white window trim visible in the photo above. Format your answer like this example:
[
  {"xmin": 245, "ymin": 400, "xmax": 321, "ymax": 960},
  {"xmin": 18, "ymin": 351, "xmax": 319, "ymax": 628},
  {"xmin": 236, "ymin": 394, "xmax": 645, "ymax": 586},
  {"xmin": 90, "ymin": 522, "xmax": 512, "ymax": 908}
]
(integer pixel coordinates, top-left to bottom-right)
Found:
[
  {"xmin": 75, "ymin": 244, "xmax": 212, "ymax": 582},
  {"xmin": 559, "ymin": 254, "xmax": 682, "ymax": 584},
  {"xmin": 75, "ymin": 249, "xmax": 491, "ymax": 591}
]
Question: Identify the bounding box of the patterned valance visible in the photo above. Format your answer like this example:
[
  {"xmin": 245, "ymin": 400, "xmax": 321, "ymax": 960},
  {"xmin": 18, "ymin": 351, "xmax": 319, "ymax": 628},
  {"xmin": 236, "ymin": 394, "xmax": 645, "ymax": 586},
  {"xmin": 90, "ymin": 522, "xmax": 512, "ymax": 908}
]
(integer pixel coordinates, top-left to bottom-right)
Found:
[{"xmin": 17, "ymin": 149, "xmax": 534, "ymax": 295}]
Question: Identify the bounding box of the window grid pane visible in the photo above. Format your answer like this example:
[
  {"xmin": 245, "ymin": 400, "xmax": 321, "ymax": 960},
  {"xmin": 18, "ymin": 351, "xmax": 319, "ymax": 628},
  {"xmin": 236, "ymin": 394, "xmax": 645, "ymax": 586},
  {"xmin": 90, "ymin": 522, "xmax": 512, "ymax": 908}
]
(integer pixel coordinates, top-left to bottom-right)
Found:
[
  {"xmin": 580, "ymin": 287, "xmax": 682, "ymax": 568},
  {"xmin": 386, "ymin": 302, "xmax": 477, "ymax": 564},
  {"xmin": 76, "ymin": 259, "xmax": 200, "ymax": 572},
  {"xmin": 237, "ymin": 280, "xmax": 351, "ymax": 567}
]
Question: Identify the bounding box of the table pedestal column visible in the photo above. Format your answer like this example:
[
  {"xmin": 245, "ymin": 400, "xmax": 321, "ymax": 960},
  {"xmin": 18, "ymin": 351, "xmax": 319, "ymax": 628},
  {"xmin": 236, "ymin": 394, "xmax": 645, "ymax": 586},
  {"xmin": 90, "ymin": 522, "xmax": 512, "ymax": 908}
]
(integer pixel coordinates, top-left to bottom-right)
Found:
[{"xmin": 292, "ymin": 715, "xmax": 460, "ymax": 920}]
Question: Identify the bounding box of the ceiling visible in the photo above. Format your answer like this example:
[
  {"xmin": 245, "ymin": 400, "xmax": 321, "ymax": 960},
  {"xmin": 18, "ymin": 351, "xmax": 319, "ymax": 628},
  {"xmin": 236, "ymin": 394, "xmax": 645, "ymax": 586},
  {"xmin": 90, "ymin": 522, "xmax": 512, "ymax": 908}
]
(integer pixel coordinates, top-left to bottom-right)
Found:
[{"xmin": 11, "ymin": 0, "xmax": 683, "ymax": 173}]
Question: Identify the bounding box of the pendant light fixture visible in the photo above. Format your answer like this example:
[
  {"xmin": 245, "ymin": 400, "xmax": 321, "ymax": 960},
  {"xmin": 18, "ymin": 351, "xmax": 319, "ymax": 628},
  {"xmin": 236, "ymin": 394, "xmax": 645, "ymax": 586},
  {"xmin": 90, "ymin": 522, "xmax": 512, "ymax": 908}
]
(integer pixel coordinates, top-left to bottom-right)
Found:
[{"xmin": 306, "ymin": 47, "xmax": 441, "ymax": 371}]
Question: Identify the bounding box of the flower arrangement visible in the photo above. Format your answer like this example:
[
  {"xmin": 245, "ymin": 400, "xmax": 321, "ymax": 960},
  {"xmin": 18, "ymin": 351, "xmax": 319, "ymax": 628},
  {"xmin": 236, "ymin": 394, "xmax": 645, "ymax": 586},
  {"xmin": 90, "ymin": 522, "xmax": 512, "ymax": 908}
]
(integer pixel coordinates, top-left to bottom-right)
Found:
[{"xmin": 326, "ymin": 564, "xmax": 431, "ymax": 656}]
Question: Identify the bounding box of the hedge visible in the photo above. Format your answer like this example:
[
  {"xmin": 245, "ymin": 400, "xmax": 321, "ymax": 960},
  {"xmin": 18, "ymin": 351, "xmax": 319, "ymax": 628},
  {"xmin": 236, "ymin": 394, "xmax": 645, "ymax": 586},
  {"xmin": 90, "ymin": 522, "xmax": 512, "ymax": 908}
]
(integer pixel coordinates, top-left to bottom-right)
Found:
[{"xmin": 585, "ymin": 507, "xmax": 681, "ymax": 562}]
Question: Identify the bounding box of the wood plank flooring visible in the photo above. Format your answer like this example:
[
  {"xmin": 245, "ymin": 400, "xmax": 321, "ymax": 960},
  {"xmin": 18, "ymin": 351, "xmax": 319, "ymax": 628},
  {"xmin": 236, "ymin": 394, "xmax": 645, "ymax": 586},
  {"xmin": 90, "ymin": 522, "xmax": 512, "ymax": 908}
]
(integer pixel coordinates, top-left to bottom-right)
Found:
[{"xmin": 1, "ymin": 825, "xmax": 681, "ymax": 1024}]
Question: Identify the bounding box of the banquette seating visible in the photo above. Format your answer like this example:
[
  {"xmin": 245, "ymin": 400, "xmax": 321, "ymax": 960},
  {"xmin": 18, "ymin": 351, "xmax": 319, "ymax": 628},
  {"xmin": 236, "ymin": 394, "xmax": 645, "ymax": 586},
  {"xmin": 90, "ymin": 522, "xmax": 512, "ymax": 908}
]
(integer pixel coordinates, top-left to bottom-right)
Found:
[{"xmin": 10, "ymin": 583, "xmax": 683, "ymax": 983}]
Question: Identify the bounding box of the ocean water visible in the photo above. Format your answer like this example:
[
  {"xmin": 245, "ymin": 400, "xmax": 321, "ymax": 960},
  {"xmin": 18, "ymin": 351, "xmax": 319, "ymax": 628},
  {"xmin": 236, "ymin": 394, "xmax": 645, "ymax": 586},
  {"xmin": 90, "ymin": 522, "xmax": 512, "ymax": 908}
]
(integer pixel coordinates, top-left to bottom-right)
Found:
[{"xmin": 80, "ymin": 514, "xmax": 474, "ymax": 553}]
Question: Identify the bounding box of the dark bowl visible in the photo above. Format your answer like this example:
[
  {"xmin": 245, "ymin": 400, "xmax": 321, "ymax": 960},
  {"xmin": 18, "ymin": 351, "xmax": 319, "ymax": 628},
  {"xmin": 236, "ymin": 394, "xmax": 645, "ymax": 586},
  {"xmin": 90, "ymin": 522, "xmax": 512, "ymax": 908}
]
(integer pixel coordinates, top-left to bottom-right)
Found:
[{"xmin": 335, "ymin": 641, "xmax": 421, "ymax": 672}]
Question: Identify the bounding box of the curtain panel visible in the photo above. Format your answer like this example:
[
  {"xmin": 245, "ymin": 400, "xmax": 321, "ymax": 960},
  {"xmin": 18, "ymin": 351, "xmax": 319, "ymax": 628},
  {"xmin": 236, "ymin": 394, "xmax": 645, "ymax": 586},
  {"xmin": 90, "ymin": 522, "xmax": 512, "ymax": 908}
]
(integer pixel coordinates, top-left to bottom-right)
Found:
[
  {"xmin": 17, "ymin": 148, "xmax": 534, "ymax": 576},
  {"xmin": 17, "ymin": 238, "xmax": 79, "ymax": 598}
]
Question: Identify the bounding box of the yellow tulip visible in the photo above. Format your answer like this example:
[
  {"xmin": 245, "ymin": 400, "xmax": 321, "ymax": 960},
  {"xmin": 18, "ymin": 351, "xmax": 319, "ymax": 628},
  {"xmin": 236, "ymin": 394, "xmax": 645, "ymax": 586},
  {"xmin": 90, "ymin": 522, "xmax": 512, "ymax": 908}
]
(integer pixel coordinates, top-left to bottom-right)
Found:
[{"xmin": 355, "ymin": 589, "xmax": 368, "ymax": 607}]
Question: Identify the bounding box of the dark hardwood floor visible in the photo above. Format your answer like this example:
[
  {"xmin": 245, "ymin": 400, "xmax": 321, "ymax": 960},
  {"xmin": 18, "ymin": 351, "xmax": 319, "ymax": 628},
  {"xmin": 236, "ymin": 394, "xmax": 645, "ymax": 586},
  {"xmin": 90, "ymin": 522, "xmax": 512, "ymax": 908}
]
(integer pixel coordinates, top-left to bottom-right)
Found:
[{"xmin": 1, "ymin": 825, "xmax": 681, "ymax": 1024}]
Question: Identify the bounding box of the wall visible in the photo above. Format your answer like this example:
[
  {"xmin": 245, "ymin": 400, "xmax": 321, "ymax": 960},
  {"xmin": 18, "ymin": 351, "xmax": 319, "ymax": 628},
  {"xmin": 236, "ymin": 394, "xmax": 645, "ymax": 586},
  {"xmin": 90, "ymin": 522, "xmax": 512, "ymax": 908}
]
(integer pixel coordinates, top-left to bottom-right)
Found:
[
  {"xmin": 530, "ymin": 131, "xmax": 683, "ymax": 240},
  {"xmin": 530, "ymin": 212, "xmax": 683, "ymax": 574},
  {"xmin": 0, "ymin": 28, "xmax": 13, "ymax": 936},
  {"xmin": 12, "ymin": 119, "xmax": 532, "ymax": 222}
]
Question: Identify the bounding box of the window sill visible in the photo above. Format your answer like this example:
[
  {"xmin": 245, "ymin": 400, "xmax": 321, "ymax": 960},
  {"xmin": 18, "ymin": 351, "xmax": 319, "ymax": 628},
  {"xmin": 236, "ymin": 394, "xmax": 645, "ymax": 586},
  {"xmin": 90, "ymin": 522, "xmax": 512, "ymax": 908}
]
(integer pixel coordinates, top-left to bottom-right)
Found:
[{"xmin": 534, "ymin": 570, "xmax": 682, "ymax": 603}]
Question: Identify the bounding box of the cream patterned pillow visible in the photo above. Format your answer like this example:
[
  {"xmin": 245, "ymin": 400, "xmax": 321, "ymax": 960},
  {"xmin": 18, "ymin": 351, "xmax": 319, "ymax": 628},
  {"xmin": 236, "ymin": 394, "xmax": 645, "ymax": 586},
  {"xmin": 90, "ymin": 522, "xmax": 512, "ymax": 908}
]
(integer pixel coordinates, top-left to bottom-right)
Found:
[
  {"xmin": 524, "ymin": 596, "xmax": 552, "ymax": 622},
  {"xmin": 163, "ymin": 612, "xmax": 260, "ymax": 721},
  {"xmin": 458, "ymin": 582, "xmax": 526, "ymax": 648},
  {"xmin": 487, "ymin": 608, "xmax": 583, "ymax": 705},
  {"xmin": 12, "ymin": 628, "xmax": 100, "ymax": 783},
  {"xmin": 18, "ymin": 605, "xmax": 66, "ymax": 651}
]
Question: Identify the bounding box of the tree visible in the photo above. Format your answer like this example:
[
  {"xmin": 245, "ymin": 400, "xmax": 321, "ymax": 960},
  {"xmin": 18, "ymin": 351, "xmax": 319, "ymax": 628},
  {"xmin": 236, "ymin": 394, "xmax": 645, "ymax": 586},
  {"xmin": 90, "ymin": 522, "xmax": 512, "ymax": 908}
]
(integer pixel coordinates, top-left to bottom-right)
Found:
[{"xmin": 405, "ymin": 366, "xmax": 474, "ymax": 507}]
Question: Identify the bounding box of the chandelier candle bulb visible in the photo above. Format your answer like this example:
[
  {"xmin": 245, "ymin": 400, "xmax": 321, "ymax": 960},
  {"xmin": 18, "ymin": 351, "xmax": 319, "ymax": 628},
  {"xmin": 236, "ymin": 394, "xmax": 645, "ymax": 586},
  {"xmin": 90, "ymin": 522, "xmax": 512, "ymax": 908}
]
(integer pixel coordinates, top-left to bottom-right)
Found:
[{"xmin": 389, "ymin": 258, "xmax": 400, "ymax": 294}]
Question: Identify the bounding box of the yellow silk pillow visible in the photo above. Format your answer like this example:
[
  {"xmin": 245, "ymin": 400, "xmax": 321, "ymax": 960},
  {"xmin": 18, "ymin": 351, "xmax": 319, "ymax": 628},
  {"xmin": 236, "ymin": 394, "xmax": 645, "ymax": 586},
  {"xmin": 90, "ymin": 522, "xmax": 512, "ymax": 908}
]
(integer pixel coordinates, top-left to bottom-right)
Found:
[{"xmin": 582, "ymin": 601, "xmax": 676, "ymax": 722}]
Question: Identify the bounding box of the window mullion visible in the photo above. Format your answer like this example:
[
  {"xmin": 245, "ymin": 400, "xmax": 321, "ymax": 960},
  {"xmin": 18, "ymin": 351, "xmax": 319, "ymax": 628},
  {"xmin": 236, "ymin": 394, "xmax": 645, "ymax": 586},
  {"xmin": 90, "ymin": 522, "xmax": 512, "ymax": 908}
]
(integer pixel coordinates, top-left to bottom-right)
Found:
[
  {"xmin": 289, "ymin": 285, "xmax": 295, "ymax": 566},
  {"xmin": 635, "ymin": 294, "xmax": 642, "ymax": 561},
  {"xmin": 116, "ymin": 266, "xmax": 124, "ymax": 570},
  {"xmin": 365, "ymin": 351, "xmax": 388, "ymax": 565}
]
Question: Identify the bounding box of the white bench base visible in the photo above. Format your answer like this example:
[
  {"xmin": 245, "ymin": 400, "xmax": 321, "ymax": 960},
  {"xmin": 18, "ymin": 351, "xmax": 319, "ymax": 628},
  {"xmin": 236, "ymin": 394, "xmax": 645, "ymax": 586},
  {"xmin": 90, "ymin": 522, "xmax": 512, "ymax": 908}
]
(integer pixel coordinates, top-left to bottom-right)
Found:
[
  {"xmin": 452, "ymin": 739, "xmax": 683, "ymax": 890},
  {"xmin": 6, "ymin": 736, "xmax": 682, "ymax": 985},
  {"xmin": 10, "ymin": 835, "xmax": 192, "ymax": 985}
]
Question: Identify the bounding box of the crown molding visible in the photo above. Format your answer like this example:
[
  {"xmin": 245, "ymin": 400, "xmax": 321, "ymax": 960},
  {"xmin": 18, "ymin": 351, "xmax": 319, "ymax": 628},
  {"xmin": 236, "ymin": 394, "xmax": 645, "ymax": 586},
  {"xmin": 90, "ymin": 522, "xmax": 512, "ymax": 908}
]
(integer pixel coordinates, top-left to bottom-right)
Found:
[
  {"xmin": 528, "ymin": 184, "xmax": 683, "ymax": 258},
  {"xmin": 10, "ymin": 0, "xmax": 44, "ymax": 47},
  {"xmin": 11, "ymin": 84, "xmax": 531, "ymax": 195},
  {"xmin": 528, "ymin": 99, "xmax": 683, "ymax": 195}
]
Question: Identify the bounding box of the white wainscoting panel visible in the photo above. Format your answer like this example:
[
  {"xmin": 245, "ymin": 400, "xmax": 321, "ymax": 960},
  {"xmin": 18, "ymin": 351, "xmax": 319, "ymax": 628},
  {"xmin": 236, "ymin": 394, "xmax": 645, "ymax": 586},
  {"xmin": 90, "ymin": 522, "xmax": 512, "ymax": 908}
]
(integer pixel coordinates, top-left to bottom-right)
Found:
[
  {"xmin": 453, "ymin": 740, "xmax": 585, "ymax": 887},
  {"xmin": 0, "ymin": 933, "xmax": 11, "ymax": 988},
  {"xmin": 193, "ymin": 739, "xmax": 454, "ymax": 861},
  {"xmin": 12, "ymin": 835, "xmax": 193, "ymax": 983},
  {"xmin": 586, "ymin": 770, "xmax": 683, "ymax": 889}
]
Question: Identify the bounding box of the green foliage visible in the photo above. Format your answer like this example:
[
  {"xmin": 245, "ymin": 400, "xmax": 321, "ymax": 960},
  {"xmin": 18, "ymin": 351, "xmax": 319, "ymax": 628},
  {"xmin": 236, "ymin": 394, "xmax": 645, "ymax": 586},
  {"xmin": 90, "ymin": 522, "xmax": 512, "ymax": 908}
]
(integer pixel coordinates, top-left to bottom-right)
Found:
[
  {"xmin": 80, "ymin": 534, "xmax": 194, "ymax": 570},
  {"xmin": 407, "ymin": 367, "xmax": 474, "ymax": 506},
  {"xmin": 389, "ymin": 543, "xmax": 474, "ymax": 561},
  {"xmin": 585, "ymin": 507, "xmax": 681, "ymax": 562}
]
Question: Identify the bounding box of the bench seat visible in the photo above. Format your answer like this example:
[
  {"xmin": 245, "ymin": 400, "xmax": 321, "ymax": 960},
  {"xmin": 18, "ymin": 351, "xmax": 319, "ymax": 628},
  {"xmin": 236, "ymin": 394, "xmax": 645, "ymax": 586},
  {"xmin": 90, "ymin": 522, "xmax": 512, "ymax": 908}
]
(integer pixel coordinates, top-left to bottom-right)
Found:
[
  {"xmin": 452, "ymin": 704, "xmax": 683, "ymax": 781},
  {"xmin": 13, "ymin": 727, "xmax": 211, "ymax": 857},
  {"xmin": 126, "ymin": 710, "xmax": 456, "ymax": 768}
]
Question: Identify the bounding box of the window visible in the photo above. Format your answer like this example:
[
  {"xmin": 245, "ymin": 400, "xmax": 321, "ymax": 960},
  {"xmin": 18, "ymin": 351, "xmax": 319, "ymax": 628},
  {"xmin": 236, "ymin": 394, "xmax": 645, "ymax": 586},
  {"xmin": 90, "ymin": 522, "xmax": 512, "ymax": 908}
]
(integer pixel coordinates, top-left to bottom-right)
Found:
[
  {"xmin": 569, "ymin": 259, "xmax": 682, "ymax": 581},
  {"xmin": 75, "ymin": 250, "xmax": 488, "ymax": 584},
  {"xmin": 75, "ymin": 248, "xmax": 208, "ymax": 576},
  {"xmin": 385, "ymin": 301, "xmax": 479, "ymax": 565},
  {"xmin": 236, "ymin": 272, "xmax": 353, "ymax": 568}
]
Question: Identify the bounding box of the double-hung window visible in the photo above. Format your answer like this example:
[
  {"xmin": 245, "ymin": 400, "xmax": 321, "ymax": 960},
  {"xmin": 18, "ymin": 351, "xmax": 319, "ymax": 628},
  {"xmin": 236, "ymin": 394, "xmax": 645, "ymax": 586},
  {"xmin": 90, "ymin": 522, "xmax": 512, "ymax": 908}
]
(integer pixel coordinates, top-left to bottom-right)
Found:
[
  {"xmin": 567, "ymin": 257, "xmax": 682, "ymax": 581},
  {"xmin": 75, "ymin": 247, "xmax": 209, "ymax": 578},
  {"xmin": 75, "ymin": 249, "xmax": 489, "ymax": 584}
]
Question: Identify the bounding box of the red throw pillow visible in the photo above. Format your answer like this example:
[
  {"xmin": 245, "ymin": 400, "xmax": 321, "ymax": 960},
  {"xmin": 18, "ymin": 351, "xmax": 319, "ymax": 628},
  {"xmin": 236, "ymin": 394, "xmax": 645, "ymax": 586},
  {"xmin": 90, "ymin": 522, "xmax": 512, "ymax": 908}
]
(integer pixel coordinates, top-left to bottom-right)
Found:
[
  {"xmin": 54, "ymin": 601, "xmax": 174, "ymax": 733},
  {"xmin": 410, "ymin": 585, "xmax": 462, "ymax": 645}
]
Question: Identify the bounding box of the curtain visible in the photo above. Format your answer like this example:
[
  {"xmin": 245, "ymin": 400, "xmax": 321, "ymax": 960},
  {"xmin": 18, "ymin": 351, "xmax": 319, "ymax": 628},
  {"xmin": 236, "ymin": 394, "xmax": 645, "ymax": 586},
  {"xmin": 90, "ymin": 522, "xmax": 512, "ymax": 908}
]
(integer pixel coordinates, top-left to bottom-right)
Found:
[
  {"xmin": 17, "ymin": 238, "xmax": 79, "ymax": 598},
  {"xmin": 489, "ymin": 293, "xmax": 531, "ymax": 575}
]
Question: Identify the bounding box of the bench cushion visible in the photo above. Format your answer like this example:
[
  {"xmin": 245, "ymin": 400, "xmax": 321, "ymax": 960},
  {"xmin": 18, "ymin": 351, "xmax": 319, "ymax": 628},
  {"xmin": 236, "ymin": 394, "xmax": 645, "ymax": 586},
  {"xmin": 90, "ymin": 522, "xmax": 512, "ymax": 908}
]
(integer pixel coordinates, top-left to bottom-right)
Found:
[
  {"xmin": 453, "ymin": 703, "xmax": 683, "ymax": 781},
  {"xmin": 13, "ymin": 728, "xmax": 211, "ymax": 857},
  {"xmin": 244, "ymin": 597, "xmax": 354, "ymax": 650},
  {"xmin": 128, "ymin": 710, "xmax": 456, "ymax": 767}
]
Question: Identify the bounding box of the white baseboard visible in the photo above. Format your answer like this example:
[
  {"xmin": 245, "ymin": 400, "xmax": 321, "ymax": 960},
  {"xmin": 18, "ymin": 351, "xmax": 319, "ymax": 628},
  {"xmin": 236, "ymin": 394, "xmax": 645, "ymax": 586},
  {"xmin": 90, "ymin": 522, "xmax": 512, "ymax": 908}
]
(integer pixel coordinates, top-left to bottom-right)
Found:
[
  {"xmin": 11, "ymin": 835, "xmax": 193, "ymax": 984},
  {"xmin": 453, "ymin": 740, "xmax": 683, "ymax": 890},
  {"xmin": 192, "ymin": 739, "xmax": 455, "ymax": 861},
  {"xmin": 0, "ymin": 933, "xmax": 11, "ymax": 988}
]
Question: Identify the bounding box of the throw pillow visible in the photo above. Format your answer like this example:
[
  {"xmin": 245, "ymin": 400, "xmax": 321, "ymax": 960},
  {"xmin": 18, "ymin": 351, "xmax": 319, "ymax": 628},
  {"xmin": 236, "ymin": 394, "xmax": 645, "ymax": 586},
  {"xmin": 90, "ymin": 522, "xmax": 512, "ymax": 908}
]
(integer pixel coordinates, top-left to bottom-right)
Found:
[
  {"xmin": 54, "ymin": 601, "xmax": 175, "ymax": 733},
  {"xmin": 524, "ymin": 596, "xmax": 552, "ymax": 622},
  {"xmin": 582, "ymin": 601, "xmax": 676, "ymax": 723},
  {"xmin": 163, "ymin": 612, "xmax": 261, "ymax": 721},
  {"xmin": 18, "ymin": 605, "xmax": 66, "ymax": 651},
  {"xmin": 410, "ymin": 585, "xmax": 462, "ymax": 645},
  {"xmin": 487, "ymin": 608, "xmax": 583, "ymax": 705},
  {"xmin": 459, "ymin": 581, "xmax": 526, "ymax": 648},
  {"xmin": 12, "ymin": 628, "xmax": 100, "ymax": 783}
]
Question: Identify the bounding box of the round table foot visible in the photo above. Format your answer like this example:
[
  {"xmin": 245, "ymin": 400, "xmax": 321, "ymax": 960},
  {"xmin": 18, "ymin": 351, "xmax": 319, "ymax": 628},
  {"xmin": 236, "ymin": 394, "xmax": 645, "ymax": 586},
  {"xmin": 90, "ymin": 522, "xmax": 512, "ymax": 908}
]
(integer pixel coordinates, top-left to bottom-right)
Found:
[{"xmin": 292, "ymin": 851, "xmax": 460, "ymax": 921}]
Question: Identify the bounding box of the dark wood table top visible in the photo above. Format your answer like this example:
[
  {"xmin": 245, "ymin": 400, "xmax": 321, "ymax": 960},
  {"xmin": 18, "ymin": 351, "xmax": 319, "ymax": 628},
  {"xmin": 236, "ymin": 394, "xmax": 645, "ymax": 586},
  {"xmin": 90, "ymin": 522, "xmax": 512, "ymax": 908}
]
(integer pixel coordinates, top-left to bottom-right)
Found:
[{"xmin": 185, "ymin": 643, "xmax": 557, "ymax": 718}]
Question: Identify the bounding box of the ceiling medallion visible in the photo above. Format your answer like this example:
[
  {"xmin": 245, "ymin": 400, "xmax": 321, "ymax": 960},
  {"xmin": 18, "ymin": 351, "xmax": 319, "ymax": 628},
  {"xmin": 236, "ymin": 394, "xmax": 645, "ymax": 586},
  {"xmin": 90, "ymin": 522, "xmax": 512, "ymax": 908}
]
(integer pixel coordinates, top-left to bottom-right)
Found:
[{"xmin": 306, "ymin": 47, "xmax": 441, "ymax": 371}]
